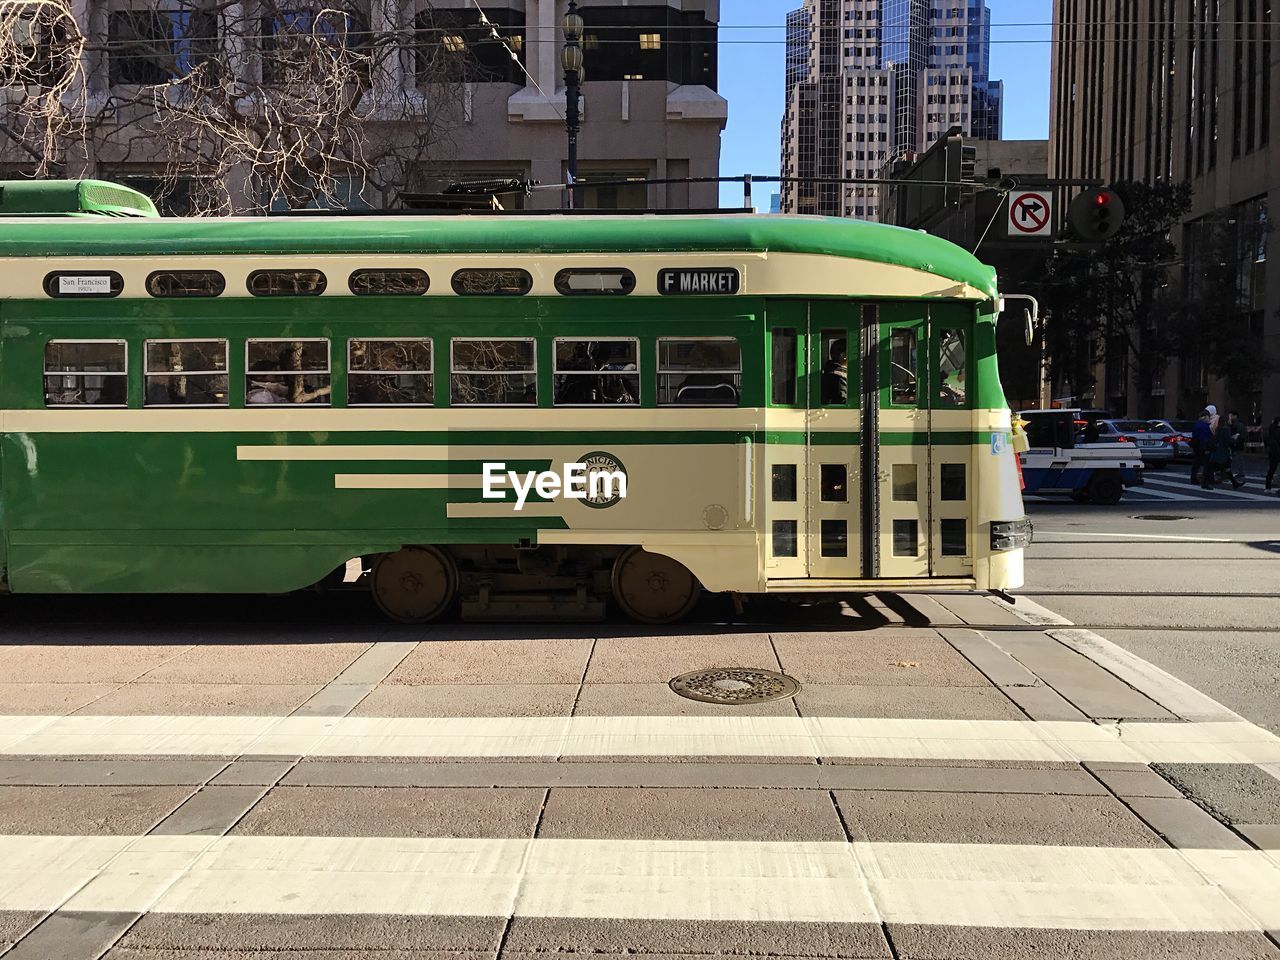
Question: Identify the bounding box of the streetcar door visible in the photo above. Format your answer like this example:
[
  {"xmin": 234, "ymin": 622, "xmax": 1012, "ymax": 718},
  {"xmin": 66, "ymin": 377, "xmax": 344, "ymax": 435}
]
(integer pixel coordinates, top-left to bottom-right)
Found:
[
  {"xmin": 805, "ymin": 304, "xmax": 861, "ymax": 578},
  {"xmin": 873, "ymin": 303, "xmax": 976, "ymax": 579},
  {"xmin": 928, "ymin": 304, "xmax": 976, "ymax": 579},
  {"xmin": 764, "ymin": 302, "xmax": 861, "ymax": 581}
]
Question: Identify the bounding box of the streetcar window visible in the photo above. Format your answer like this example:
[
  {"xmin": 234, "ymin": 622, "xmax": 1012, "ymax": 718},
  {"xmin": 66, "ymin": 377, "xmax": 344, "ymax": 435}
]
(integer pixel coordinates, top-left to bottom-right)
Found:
[
  {"xmin": 892, "ymin": 463, "xmax": 918, "ymax": 501},
  {"xmin": 819, "ymin": 331, "xmax": 850, "ymax": 406},
  {"xmin": 888, "ymin": 329, "xmax": 918, "ymax": 405},
  {"xmin": 144, "ymin": 340, "xmax": 228, "ymax": 406},
  {"xmin": 657, "ymin": 337, "xmax": 741, "ymax": 406},
  {"xmin": 554, "ymin": 268, "xmax": 636, "ymax": 296},
  {"xmin": 43, "ymin": 340, "xmax": 127, "ymax": 407},
  {"xmin": 771, "ymin": 520, "xmax": 798, "ymax": 558},
  {"xmin": 771, "ymin": 328, "xmax": 798, "ymax": 405},
  {"xmin": 247, "ymin": 270, "xmax": 327, "ymax": 297},
  {"xmin": 937, "ymin": 330, "xmax": 967, "ymax": 405},
  {"xmin": 553, "ymin": 338, "xmax": 639, "ymax": 406},
  {"xmin": 821, "ymin": 520, "xmax": 848, "ymax": 558},
  {"xmin": 146, "ymin": 271, "xmax": 226, "ymax": 298},
  {"xmin": 43, "ymin": 272, "xmax": 123, "ymax": 298},
  {"xmin": 451, "ymin": 338, "xmax": 536, "ymax": 405},
  {"xmin": 820, "ymin": 464, "xmax": 848, "ymax": 502},
  {"xmin": 451, "ymin": 269, "xmax": 533, "ymax": 296},
  {"xmin": 941, "ymin": 519, "xmax": 967, "ymax": 557},
  {"xmin": 348, "ymin": 339, "xmax": 433, "ymax": 405},
  {"xmin": 940, "ymin": 463, "xmax": 966, "ymax": 501},
  {"xmin": 348, "ymin": 269, "xmax": 430, "ymax": 296},
  {"xmin": 245, "ymin": 339, "xmax": 331, "ymax": 405},
  {"xmin": 771, "ymin": 464, "xmax": 797, "ymax": 502},
  {"xmin": 893, "ymin": 519, "xmax": 919, "ymax": 557}
]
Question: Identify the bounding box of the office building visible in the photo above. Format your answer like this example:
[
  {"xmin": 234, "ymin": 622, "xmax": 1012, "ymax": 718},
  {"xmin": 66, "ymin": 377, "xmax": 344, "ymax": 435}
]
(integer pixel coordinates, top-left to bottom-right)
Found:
[
  {"xmin": 0, "ymin": 1, "xmax": 727, "ymax": 212},
  {"xmin": 780, "ymin": 0, "xmax": 1003, "ymax": 219},
  {"xmin": 1050, "ymin": 0, "xmax": 1276, "ymax": 419}
]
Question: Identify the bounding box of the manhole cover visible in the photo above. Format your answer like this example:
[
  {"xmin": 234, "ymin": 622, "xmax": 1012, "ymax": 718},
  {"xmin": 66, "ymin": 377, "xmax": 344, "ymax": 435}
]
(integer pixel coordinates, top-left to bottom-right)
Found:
[
  {"xmin": 669, "ymin": 668, "xmax": 800, "ymax": 705},
  {"xmin": 1133, "ymin": 514, "xmax": 1192, "ymax": 521}
]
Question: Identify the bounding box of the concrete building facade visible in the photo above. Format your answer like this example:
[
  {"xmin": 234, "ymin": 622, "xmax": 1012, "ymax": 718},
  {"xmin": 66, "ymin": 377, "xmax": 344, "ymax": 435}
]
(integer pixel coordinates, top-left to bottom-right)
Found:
[
  {"xmin": 0, "ymin": 0, "xmax": 727, "ymax": 212},
  {"xmin": 1050, "ymin": 0, "xmax": 1277, "ymax": 421},
  {"xmin": 780, "ymin": 0, "xmax": 1003, "ymax": 220}
]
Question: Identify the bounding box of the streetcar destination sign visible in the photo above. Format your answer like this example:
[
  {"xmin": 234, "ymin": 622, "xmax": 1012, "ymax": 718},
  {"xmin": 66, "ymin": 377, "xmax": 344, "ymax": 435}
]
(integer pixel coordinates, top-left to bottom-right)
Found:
[{"xmin": 658, "ymin": 268, "xmax": 741, "ymax": 296}]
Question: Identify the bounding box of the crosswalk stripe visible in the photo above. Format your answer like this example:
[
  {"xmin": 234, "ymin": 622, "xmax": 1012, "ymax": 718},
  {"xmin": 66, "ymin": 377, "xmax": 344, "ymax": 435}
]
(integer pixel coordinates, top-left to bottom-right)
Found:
[
  {"xmin": 1144, "ymin": 476, "xmax": 1277, "ymax": 502},
  {"xmin": 4, "ymin": 715, "xmax": 1278, "ymax": 764},
  {"xmin": 1, "ymin": 835, "xmax": 1275, "ymax": 931},
  {"xmin": 1128, "ymin": 485, "xmax": 1200, "ymax": 501}
]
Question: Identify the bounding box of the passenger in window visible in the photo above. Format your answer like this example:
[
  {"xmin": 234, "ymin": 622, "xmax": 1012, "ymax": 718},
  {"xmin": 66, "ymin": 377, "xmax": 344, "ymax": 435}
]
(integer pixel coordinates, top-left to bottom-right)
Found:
[
  {"xmin": 247, "ymin": 358, "xmax": 287, "ymax": 404},
  {"xmin": 599, "ymin": 344, "xmax": 638, "ymax": 404},
  {"xmin": 939, "ymin": 364, "xmax": 966, "ymax": 404},
  {"xmin": 822, "ymin": 339, "xmax": 848, "ymax": 404},
  {"xmin": 522, "ymin": 383, "xmax": 537, "ymax": 405}
]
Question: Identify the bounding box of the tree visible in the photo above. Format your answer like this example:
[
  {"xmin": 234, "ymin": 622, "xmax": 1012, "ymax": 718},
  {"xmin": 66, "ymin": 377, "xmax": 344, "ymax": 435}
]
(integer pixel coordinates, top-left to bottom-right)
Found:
[
  {"xmin": 1172, "ymin": 212, "xmax": 1275, "ymax": 417},
  {"xmin": 1, "ymin": 0, "xmax": 488, "ymax": 213},
  {"xmin": 1037, "ymin": 180, "xmax": 1192, "ymax": 413}
]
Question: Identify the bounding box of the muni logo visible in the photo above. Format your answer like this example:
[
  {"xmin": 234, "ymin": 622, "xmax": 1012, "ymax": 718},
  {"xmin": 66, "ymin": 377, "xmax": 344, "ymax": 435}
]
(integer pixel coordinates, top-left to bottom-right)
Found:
[{"xmin": 483, "ymin": 453, "xmax": 628, "ymax": 512}]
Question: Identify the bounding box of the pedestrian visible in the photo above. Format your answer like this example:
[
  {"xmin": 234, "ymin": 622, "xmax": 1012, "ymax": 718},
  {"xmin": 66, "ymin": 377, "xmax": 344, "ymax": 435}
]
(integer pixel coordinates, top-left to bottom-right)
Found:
[
  {"xmin": 1266, "ymin": 415, "xmax": 1280, "ymax": 492},
  {"xmin": 1207, "ymin": 413, "xmax": 1245, "ymax": 490},
  {"xmin": 1191, "ymin": 409, "xmax": 1214, "ymax": 487},
  {"xmin": 1206, "ymin": 403, "xmax": 1220, "ymax": 433}
]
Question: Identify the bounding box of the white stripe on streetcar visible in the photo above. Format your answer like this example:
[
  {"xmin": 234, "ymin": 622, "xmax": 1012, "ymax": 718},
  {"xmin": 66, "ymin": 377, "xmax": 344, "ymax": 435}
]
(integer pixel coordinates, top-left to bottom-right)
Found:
[
  {"xmin": 3, "ymin": 715, "xmax": 1278, "ymax": 764},
  {"xmin": 0, "ymin": 835, "xmax": 1275, "ymax": 930},
  {"xmin": 334, "ymin": 474, "xmax": 482, "ymax": 490}
]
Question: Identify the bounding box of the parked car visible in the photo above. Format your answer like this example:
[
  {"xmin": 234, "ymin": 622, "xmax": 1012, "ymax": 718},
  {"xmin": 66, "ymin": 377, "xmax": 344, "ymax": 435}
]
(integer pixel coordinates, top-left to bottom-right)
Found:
[
  {"xmin": 1086, "ymin": 419, "xmax": 1178, "ymax": 468},
  {"xmin": 1145, "ymin": 420, "xmax": 1196, "ymax": 461}
]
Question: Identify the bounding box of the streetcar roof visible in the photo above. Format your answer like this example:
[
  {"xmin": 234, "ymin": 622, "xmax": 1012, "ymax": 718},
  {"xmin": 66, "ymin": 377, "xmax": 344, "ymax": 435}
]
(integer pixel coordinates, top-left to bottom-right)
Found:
[{"xmin": 0, "ymin": 195, "xmax": 998, "ymax": 299}]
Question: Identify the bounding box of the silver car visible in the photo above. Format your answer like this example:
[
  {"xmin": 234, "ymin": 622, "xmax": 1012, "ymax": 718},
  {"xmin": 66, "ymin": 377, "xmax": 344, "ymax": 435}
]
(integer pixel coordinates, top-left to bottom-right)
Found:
[{"xmin": 1087, "ymin": 419, "xmax": 1178, "ymax": 468}]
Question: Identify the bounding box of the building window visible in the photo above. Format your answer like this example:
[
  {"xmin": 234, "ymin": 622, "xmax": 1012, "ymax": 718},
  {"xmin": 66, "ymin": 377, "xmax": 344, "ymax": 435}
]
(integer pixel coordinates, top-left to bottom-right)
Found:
[
  {"xmin": 348, "ymin": 339, "xmax": 433, "ymax": 405},
  {"xmin": 43, "ymin": 340, "xmax": 127, "ymax": 407},
  {"xmin": 108, "ymin": 9, "xmax": 215, "ymax": 86},
  {"xmin": 145, "ymin": 340, "xmax": 229, "ymax": 406},
  {"xmin": 657, "ymin": 337, "xmax": 741, "ymax": 406},
  {"xmin": 246, "ymin": 339, "xmax": 331, "ymax": 405},
  {"xmin": 639, "ymin": 32, "xmax": 661, "ymax": 50},
  {"xmin": 414, "ymin": 7, "xmax": 526, "ymax": 84},
  {"xmin": 553, "ymin": 338, "xmax": 640, "ymax": 405},
  {"xmin": 451, "ymin": 338, "xmax": 536, "ymax": 405}
]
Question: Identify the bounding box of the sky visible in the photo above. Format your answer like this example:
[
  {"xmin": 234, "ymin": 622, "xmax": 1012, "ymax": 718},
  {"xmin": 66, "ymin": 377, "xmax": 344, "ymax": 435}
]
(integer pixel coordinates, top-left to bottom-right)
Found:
[{"xmin": 716, "ymin": 0, "xmax": 1055, "ymax": 208}]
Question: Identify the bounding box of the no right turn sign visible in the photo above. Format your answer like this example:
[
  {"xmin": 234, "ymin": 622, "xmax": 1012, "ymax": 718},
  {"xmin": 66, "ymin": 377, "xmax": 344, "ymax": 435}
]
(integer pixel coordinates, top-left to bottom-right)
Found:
[{"xmin": 1008, "ymin": 190, "xmax": 1054, "ymax": 238}]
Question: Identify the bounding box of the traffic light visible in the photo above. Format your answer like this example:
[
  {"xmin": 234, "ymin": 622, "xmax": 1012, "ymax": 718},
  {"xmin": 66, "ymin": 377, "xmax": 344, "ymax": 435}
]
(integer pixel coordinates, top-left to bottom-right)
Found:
[{"xmin": 1067, "ymin": 188, "xmax": 1126, "ymax": 242}]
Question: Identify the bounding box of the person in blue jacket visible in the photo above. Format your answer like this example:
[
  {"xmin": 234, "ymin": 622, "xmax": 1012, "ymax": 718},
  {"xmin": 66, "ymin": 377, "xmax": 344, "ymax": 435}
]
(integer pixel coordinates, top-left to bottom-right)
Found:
[{"xmin": 1191, "ymin": 409, "xmax": 1214, "ymax": 488}]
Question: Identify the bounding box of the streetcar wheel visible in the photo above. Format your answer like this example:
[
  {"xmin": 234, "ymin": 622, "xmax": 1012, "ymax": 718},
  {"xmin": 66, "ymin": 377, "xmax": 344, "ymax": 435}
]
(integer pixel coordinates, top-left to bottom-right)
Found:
[
  {"xmin": 1088, "ymin": 473, "xmax": 1123, "ymax": 505},
  {"xmin": 371, "ymin": 547, "xmax": 458, "ymax": 623},
  {"xmin": 612, "ymin": 547, "xmax": 702, "ymax": 624}
]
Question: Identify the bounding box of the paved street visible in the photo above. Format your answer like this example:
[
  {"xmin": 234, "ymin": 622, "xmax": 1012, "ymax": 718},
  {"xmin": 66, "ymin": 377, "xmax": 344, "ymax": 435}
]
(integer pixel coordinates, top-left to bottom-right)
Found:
[{"xmin": 2, "ymin": 531, "xmax": 1280, "ymax": 960}]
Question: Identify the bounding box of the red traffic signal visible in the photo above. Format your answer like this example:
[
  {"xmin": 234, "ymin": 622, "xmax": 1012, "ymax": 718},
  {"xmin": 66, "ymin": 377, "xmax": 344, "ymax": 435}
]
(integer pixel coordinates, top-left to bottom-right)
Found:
[{"xmin": 1068, "ymin": 188, "xmax": 1126, "ymax": 242}]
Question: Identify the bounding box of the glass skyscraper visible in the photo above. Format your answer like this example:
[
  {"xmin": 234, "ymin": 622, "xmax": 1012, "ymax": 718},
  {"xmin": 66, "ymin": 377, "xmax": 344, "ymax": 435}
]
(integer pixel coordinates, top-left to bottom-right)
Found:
[{"xmin": 781, "ymin": 0, "xmax": 1003, "ymax": 220}]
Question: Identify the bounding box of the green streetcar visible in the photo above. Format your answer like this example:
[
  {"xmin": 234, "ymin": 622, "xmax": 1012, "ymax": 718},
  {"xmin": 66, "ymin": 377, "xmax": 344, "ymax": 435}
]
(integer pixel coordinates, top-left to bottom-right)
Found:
[{"xmin": 0, "ymin": 179, "xmax": 1030, "ymax": 623}]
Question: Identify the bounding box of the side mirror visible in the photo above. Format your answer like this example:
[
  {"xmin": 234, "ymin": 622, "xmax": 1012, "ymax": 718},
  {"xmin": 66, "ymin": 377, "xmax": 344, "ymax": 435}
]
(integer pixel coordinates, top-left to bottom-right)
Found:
[{"xmin": 1001, "ymin": 294, "xmax": 1040, "ymax": 347}]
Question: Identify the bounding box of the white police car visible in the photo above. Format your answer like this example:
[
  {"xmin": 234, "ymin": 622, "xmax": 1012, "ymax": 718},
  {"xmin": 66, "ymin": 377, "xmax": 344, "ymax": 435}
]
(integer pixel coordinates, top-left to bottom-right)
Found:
[{"xmin": 1016, "ymin": 409, "xmax": 1145, "ymax": 505}]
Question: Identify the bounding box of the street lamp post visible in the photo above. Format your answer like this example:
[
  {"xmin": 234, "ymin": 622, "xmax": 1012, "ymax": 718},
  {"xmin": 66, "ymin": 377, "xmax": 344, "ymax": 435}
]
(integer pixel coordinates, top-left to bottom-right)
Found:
[{"xmin": 561, "ymin": 0, "xmax": 583, "ymax": 208}]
